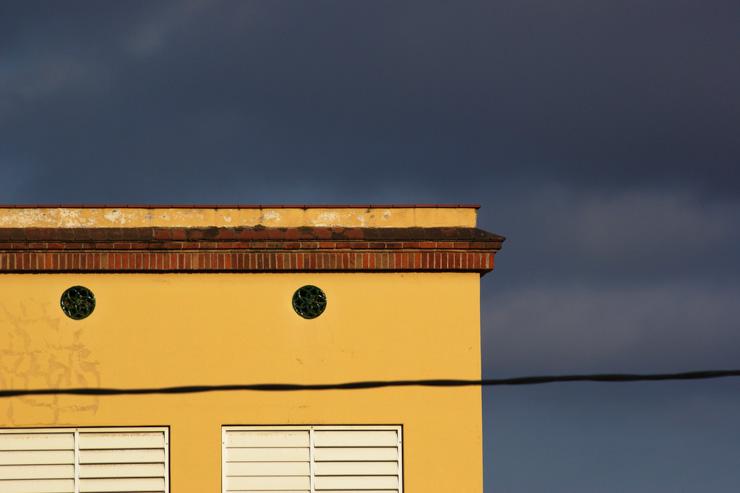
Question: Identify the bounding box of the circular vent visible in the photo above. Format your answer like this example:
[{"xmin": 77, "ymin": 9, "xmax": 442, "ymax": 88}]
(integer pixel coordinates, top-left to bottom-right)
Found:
[
  {"xmin": 60, "ymin": 286, "xmax": 96, "ymax": 320},
  {"xmin": 292, "ymin": 285, "xmax": 327, "ymax": 319}
]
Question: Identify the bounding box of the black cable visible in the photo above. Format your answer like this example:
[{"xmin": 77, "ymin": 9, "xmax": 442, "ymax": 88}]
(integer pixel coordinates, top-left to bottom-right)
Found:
[{"xmin": 1, "ymin": 370, "xmax": 739, "ymax": 398}]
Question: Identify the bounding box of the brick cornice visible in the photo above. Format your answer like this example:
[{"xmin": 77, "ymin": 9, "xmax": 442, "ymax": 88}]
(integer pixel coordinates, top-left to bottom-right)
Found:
[{"xmin": 0, "ymin": 227, "xmax": 504, "ymax": 274}]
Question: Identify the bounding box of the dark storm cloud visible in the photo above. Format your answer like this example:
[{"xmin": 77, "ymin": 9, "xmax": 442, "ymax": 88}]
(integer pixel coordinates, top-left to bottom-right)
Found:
[
  {"xmin": 482, "ymin": 281, "xmax": 740, "ymax": 375},
  {"xmin": 479, "ymin": 187, "xmax": 740, "ymax": 286},
  {"xmin": 1, "ymin": 0, "xmax": 738, "ymax": 201},
  {"xmin": 2, "ymin": 2, "xmax": 739, "ymax": 492},
  {"xmin": 485, "ymin": 381, "xmax": 740, "ymax": 493}
]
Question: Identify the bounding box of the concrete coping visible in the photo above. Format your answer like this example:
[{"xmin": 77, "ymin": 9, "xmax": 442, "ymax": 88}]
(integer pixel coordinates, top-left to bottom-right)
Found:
[{"xmin": 0, "ymin": 206, "xmax": 479, "ymax": 229}]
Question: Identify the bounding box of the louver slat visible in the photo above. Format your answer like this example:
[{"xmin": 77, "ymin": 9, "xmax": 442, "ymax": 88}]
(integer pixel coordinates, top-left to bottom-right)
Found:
[
  {"xmin": 79, "ymin": 463, "xmax": 165, "ymax": 478},
  {"xmin": 226, "ymin": 447, "xmax": 309, "ymax": 462},
  {"xmin": 79, "ymin": 448, "xmax": 165, "ymax": 464},
  {"xmin": 225, "ymin": 461, "xmax": 310, "ymax": 476},
  {"xmin": 318, "ymin": 491, "xmax": 398, "ymax": 493},
  {"xmin": 314, "ymin": 461, "xmax": 398, "ymax": 475},
  {"xmin": 314, "ymin": 475, "xmax": 399, "ymax": 489},
  {"xmin": 78, "ymin": 432, "xmax": 164, "ymax": 449},
  {"xmin": 225, "ymin": 431, "xmax": 308, "ymax": 448},
  {"xmin": 0, "ymin": 433, "xmax": 74, "ymax": 451},
  {"xmin": 78, "ymin": 477, "xmax": 166, "ymax": 492},
  {"xmin": 225, "ymin": 476, "xmax": 310, "ymax": 490},
  {"xmin": 0, "ymin": 450, "xmax": 74, "ymax": 465},
  {"xmin": 313, "ymin": 430, "xmax": 398, "ymax": 447},
  {"xmin": 313, "ymin": 447, "xmax": 397, "ymax": 462},
  {"xmin": 0, "ymin": 464, "xmax": 75, "ymax": 479},
  {"xmin": 0, "ymin": 479, "xmax": 74, "ymax": 493}
]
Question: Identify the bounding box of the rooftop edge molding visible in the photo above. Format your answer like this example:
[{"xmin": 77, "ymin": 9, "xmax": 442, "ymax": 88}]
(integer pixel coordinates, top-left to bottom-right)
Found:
[
  {"xmin": 0, "ymin": 206, "xmax": 478, "ymax": 229},
  {"xmin": 0, "ymin": 226, "xmax": 504, "ymax": 275}
]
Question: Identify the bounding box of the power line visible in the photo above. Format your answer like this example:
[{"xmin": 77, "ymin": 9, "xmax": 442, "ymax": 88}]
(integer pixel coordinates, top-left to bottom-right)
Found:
[{"xmin": 1, "ymin": 369, "xmax": 739, "ymax": 398}]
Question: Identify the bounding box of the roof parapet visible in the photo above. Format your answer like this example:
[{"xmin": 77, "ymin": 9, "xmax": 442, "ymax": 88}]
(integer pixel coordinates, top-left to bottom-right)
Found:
[{"xmin": 0, "ymin": 206, "xmax": 478, "ymax": 229}]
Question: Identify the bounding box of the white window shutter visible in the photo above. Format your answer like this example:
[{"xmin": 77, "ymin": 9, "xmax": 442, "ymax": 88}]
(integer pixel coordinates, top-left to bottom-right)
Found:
[
  {"xmin": 78, "ymin": 429, "xmax": 168, "ymax": 493},
  {"xmin": 313, "ymin": 428, "xmax": 401, "ymax": 492},
  {"xmin": 223, "ymin": 428, "xmax": 311, "ymax": 492},
  {"xmin": 0, "ymin": 428, "xmax": 168, "ymax": 493},
  {"xmin": 223, "ymin": 426, "xmax": 402, "ymax": 493},
  {"xmin": 0, "ymin": 431, "xmax": 75, "ymax": 493}
]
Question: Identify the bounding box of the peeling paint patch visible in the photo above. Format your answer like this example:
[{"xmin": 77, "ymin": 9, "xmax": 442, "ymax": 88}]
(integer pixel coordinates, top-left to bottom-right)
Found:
[
  {"xmin": 0, "ymin": 209, "xmax": 52, "ymax": 227},
  {"xmin": 314, "ymin": 211, "xmax": 339, "ymax": 227},
  {"xmin": 58, "ymin": 209, "xmax": 96, "ymax": 228},
  {"xmin": 103, "ymin": 209, "xmax": 126, "ymax": 225},
  {"xmin": 261, "ymin": 210, "xmax": 281, "ymax": 224}
]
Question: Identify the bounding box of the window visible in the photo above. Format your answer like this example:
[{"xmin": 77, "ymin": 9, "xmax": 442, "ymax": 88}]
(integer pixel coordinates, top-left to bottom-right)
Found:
[
  {"xmin": 222, "ymin": 425, "xmax": 403, "ymax": 493},
  {"xmin": 0, "ymin": 427, "xmax": 169, "ymax": 493}
]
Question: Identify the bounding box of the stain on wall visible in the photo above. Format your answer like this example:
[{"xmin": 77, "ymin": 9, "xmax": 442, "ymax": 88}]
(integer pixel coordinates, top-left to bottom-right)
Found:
[{"xmin": 0, "ymin": 302, "xmax": 100, "ymax": 425}]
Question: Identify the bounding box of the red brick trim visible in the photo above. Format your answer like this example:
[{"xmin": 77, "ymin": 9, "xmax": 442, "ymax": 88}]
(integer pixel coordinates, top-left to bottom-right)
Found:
[
  {"xmin": 0, "ymin": 227, "xmax": 503, "ymax": 242},
  {"xmin": 0, "ymin": 251, "xmax": 496, "ymax": 273},
  {"xmin": 0, "ymin": 227, "xmax": 503, "ymax": 274}
]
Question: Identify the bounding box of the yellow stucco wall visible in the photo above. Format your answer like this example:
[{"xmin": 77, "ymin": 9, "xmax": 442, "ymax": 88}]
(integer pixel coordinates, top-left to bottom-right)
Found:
[
  {"xmin": 0, "ymin": 207, "xmax": 477, "ymax": 228},
  {"xmin": 0, "ymin": 272, "xmax": 482, "ymax": 492}
]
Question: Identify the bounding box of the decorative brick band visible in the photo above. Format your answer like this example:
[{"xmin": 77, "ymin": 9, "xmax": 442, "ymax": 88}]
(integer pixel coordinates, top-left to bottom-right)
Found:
[
  {"xmin": 0, "ymin": 250, "xmax": 496, "ymax": 273},
  {"xmin": 0, "ymin": 227, "xmax": 503, "ymax": 274}
]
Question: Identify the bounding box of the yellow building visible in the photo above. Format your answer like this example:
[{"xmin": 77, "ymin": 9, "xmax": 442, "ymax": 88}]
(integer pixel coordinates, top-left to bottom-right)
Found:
[{"xmin": 0, "ymin": 205, "xmax": 504, "ymax": 493}]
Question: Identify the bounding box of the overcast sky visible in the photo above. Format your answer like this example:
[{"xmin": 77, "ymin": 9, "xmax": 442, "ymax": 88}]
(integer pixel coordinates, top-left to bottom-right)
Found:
[{"xmin": 2, "ymin": 1, "xmax": 739, "ymax": 491}]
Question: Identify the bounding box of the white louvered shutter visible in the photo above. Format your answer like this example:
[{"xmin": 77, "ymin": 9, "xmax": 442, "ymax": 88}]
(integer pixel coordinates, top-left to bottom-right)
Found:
[
  {"xmin": 0, "ymin": 428, "xmax": 168, "ymax": 493},
  {"xmin": 313, "ymin": 428, "xmax": 401, "ymax": 492},
  {"xmin": 223, "ymin": 426, "xmax": 402, "ymax": 493},
  {"xmin": 0, "ymin": 430, "xmax": 75, "ymax": 493},
  {"xmin": 78, "ymin": 429, "xmax": 168, "ymax": 493},
  {"xmin": 223, "ymin": 428, "xmax": 311, "ymax": 492}
]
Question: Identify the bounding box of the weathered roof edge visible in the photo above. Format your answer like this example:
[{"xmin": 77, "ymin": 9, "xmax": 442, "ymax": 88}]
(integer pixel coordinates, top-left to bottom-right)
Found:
[
  {"xmin": 0, "ymin": 203, "xmax": 481, "ymax": 209},
  {"xmin": 0, "ymin": 227, "xmax": 503, "ymax": 275},
  {"xmin": 0, "ymin": 226, "xmax": 504, "ymax": 243}
]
